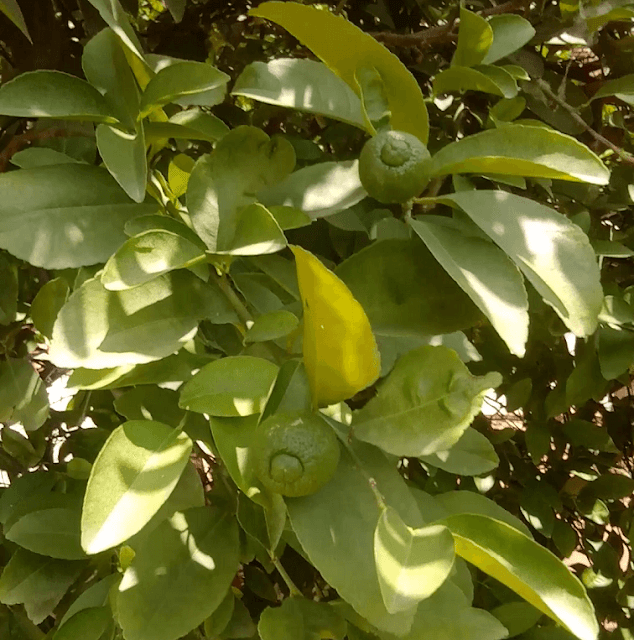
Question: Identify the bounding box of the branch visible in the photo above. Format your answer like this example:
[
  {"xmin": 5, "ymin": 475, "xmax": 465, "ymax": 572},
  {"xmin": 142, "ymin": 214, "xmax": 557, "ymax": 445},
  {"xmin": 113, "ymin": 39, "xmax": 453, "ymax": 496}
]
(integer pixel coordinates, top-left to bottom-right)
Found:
[
  {"xmin": 368, "ymin": 0, "xmax": 527, "ymax": 49},
  {"xmin": 535, "ymin": 78, "xmax": 634, "ymax": 166},
  {"xmin": 0, "ymin": 127, "xmax": 85, "ymax": 172}
]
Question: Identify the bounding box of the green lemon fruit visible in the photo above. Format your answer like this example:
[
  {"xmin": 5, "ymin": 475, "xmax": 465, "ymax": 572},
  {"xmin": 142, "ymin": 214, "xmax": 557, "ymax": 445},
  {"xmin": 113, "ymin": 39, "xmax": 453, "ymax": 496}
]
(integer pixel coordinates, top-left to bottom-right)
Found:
[
  {"xmin": 358, "ymin": 130, "xmax": 432, "ymax": 203},
  {"xmin": 253, "ymin": 411, "xmax": 341, "ymax": 497}
]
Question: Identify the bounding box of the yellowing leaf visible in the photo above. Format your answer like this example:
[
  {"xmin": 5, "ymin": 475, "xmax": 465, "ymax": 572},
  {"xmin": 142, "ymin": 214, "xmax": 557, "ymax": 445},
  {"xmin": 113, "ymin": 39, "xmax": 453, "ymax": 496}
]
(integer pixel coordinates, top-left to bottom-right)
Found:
[
  {"xmin": 249, "ymin": 1, "xmax": 429, "ymax": 143},
  {"xmin": 291, "ymin": 245, "xmax": 380, "ymax": 407}
]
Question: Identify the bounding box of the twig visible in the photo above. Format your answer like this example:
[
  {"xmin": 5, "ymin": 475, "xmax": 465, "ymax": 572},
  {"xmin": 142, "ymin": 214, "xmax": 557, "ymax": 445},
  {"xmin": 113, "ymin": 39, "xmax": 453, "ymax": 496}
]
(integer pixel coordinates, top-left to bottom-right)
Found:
[
  {"xmin": 334, "ymin": 0, "xmax": 347, "ymax": 15},
  {"xmin": 535, "ymin": 78, "xmax": 634, "ymax": 166},
  {"xmin": 0, "ymin": 127, "xmax": 86, "ymax": 172},
  {"xmin": 212, "ymin": 271, "xmax": 253, "ymax": 326},
  {"xmin": 368, "ymin": 0, "xmax": 526, "ymax": 49},
  {"xmin": 271, "ymin": 556, "xmax": 303, "ymax": 597}
]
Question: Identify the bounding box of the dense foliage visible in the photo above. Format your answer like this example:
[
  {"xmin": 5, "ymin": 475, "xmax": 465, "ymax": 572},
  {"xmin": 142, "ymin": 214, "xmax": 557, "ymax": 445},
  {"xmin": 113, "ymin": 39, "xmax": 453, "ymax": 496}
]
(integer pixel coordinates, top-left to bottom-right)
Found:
[{"xmin": 0, "ymin": 1, "xmax": 633, "ymax": 640}]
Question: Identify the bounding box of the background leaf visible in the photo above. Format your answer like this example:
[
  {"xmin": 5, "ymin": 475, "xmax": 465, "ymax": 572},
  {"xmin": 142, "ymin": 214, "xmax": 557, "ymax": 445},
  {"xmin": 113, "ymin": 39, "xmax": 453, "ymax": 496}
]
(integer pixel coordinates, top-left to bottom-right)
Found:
[{"xmin": 452, "ymin": 8, "xmax": 493, "ymax": 68}]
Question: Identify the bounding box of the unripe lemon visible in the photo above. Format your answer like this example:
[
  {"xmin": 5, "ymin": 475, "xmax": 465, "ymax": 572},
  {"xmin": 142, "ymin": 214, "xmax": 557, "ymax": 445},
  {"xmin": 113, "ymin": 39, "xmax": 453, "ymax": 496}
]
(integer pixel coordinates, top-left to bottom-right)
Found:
[
  {"xmin": 253, "ymin": 411, "xmax": 340, "ymax": 497},
  {"xmin": 358, "ymin": 130, "xmax": 432, "ymax": 203}
]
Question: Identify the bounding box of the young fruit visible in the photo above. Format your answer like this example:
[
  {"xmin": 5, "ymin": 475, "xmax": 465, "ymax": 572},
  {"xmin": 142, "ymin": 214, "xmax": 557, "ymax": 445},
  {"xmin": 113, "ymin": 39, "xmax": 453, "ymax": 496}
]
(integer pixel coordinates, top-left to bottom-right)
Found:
[
  {"xmin": 253, "ymin": 411, "xmax": 341, "ymax": 497},
  {"xmin": 358, "ymin": 130, "xmax": 432, "ymax": 203}
]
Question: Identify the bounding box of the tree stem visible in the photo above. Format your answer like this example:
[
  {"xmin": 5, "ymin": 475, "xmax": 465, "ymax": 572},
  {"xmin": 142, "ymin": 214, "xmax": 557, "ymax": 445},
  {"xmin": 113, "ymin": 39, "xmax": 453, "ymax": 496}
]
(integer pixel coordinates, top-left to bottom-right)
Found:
[{"xmin": 271, "ymin": 556, "xmax": 303, "ymax": 597}]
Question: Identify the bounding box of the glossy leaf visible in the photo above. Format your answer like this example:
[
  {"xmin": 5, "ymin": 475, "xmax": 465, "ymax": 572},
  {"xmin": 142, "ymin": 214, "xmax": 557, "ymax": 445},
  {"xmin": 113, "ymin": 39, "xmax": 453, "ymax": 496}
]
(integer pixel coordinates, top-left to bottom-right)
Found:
[
  {"xmin": 434, "ymin": 65, "xmax": 517, "ymax": 98},
  {"xmin": 0, "ymin": 255, "xmax": 16, "ymax": 325},
  {"xmin": 590, "ymin": 74, "xmax": 634, "ymax": 106},
  {"xmin": 483, "ymin": 14, "xmax": 536, "ymax": 64},
  {"xmin": 292, "ymin": 245, "xmax": 380, "ymax": 407},
  {"xmin": 258, "ymin": 160, "xmax": 366, "ymax": 219},
  {"xmin": 4, "ymin": 495, "xmax": 85, "ymax": 560},
  {"xmin": 81, "ymin": 420, "xmax": 192, "ymax": 554},
  {"xmin": 59, "ymin": 574, "xmax": 120, "ymax": 628},
  {"xmin": 410, "ymin": 216, "xmax": 528, "ymax": 356},
  {"xmin": 287, "ymin": 440, "xmax": 425, "ymax": 635},
  {"xmin": 117, "ymin": 507, "xmax": 239, "ymax": 640},
  {"xmin": 250, "ymin": 1, "xmax": 429, "ymax": 142},
  {"xmin": 53, "ymin": 607, "xmax": 112, "ymax": 640},
  {"xmin": 597, "ymin": 326, "xmax": 634, "ymax": 380},
  {"xmin": 259, "ymin": 598, "xmax": 347, "ymax": 640},
  {"xmin": 0, "ymin": 70, "xmax": 115, "ymax": 122},
  {"xmin": 0, "ymin": 164, "xmax": 157, "ymax": 268},
  {"xmin": 96, "ymin": 123, "xmax": 147, "ymax": 202},
  {"xmin": 83, "ymin": 27, "xmax": 140, "ymax": 129},
  {"xmin": 375, "ymin": 507, "xmax": 455, "ymax": 613},
  {"xmin": 10, "ymin": 147, "xmax": 81, "ymax": 168},
  {"xmin": 335, "ymin": 239, "xmax": 483, "ymax": 336},
  {"xmin": 180, "ymin": 356, "xmax": 278, "ymax": 417},
  {"xmin": 452, "ymin": 8, "xmax": 493, "ymax": 68},
  {"xmin": 353, "ymin": 346, "xmax": 501, "ymax": 456},
  {"xmin": 0, "ymin": 549, "xmax": 82, "ymax": 624},
  {"xmin": 429, "ymin": 125, "xmax": 610, "ymax": 184},
  {"xmin": 49, "ymin": 271, "xmax": 217, "ymax": 369},
  {"xmin": 233, "ymin": 58, "xmax": 365, "ymax": 128},
  {"xmin": 430, "ymin": 191, "xmax": 603, "ymax": 338},
  {"xmin": 139, "ymin": 61, "xmax": 229, "ymax": 117},
  {"xmin": 420, "ymin": 428, "xmax": 499, "ymax": 476},
  {"xmin": 442, "ymin": 514, "xmax": 598, "ymax": 640},
  {"xmin": 30, "ymin": 278, "xmax": 70, "ymax": 339},
  {"xmin": 244, "ymin": 310, "xmax": 299, "ymax": 343},
  {"xmin": 186, "ymin": 126, "xmax": 293, "ymax": 254},
  {"xmin": 102, "ymin": 230, "xmax": 205, "ymax": 291}
]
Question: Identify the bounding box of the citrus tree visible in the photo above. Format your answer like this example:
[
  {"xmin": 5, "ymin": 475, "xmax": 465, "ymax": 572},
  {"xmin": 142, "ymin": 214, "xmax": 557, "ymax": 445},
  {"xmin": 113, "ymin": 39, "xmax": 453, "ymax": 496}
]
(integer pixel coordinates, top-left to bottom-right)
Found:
[{"xmin": 0, "ymin": 1, "xmax": 633, "ymax": 639}]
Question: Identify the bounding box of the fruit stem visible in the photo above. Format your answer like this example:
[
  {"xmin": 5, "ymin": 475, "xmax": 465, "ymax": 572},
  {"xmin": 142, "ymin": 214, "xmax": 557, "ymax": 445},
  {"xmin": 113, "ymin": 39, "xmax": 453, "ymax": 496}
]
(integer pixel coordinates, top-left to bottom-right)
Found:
[{"xmin": 271, "ymin": 555, "xmax": 303, "ymax": 597}]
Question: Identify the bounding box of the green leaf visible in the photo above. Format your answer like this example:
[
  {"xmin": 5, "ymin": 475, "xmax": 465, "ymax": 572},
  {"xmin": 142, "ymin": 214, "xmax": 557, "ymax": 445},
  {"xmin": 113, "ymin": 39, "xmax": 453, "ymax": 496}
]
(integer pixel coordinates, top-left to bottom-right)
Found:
[
  {"xmin": 117, "ymin": 507, "xmax": 239, "ymax": 640},
  {"xmin": 561, "ymin": 419, "xmax": 618, "ymax": 453},
  {"xmin": 581, "ymin": 473, "xmax": 634, "ymax": 501},
  {"xmin": 433, "ymin": 65, "xmax": 517, "ymax": 98},
  {"xmin": 244, "ymin": 310, "xmax": 299, "ymax": 343},
  {"xmin": 180, "ymin": 356, "xmax": 278, "ymax": 417},
  {"xmin": 0, "ymin": 0, "xmax": 30, "ymax": 41},
  {"xmin": 259, "ymin": 598, "xmax": 347, "ymax": 640},
  {"xmin": 164, "ymin": 108, "xmax": 229, "ymax": 140},
  {"xmin": 420, "ymin": 428, "xmax": 499, "ymax": 476},
  {"xmin": 379, "ymin": 581, "xmax": 508, "ymax": 640},
  {"xmin": 83, "ymin": 28, "xmax": 141, "ymax": 130},
  {"xmin": 482, "ymin": 14, "xmax": 536, "ymax": 64},
  {"xmin": 0, "ymin": 253, "xmax": 18, "ymax": 325},
  {"xmin": 491, "ymin": 602, "xmax": 542, "ymax": 637},
  {"xmin": 259, "ymin": 160, "xmax": 366, "ymax": 220},
  {"xmin": 81, "ymin": 420, "xmax": 193, "ymax": 554},
  {"xmin": 5, "ymin": 495, "xmax": 85, "ymax": 560},
  {"xmin": 287, "ymin": 438, "xmax": 425, "ymax": 636},
  {"xmin": 429, "ymin": 125, "xmax": 610, "ymax": 184},
  {"xmin": 209, "ymin": 415, "xmax": 270, "ymax": 505},
  {"xmin": 53, "ymin": 607, "xmax": 112, "ymax": 640},
  {"xmin": 0, "ymin": 549, "xmax": 82, "ymax": 624},
  {"xmin": 233, "ymin": 58, "xmax": 365, "ymax": 128},
  {"xmin": 355, "ymin": 64, "xmax": 391, "ymax": 131},
  {"xmin": 0, "ymin": 473, "xmax": 55, "ymax": 526},
  {"xmin": 10, "ymin": 147, "xmax": 82, "ymax": 168},
  {"xmin": 59, "ymin": 574, "xmax": 120, "ymax": 627},
  {"xmin": 261, "ymin": 359, "xmax": 312, "ymax": 421},
  {"xmin": 250, "ymin": 1, "xmax": 428, "ymax": 142},
  {"xmin": 590, "ymin": 74, "xmax": 634, "ymax": 106},
  {"xmin": 335, "ymin": 239, "xmax": 483, "ymax": 337},
  {"xmin": 49, "ymin": 271, "xmax": 217, "ymax": 369},
  {"xmin": 0, "ymin": 70, "xmax": 115, "ymax": 122},
  {"xmin": 0, "ymin": 164, "xmax": 157, "ymax": 268},
  {"xmin": 186, "ymin": 126, "xmax": 293, "ymax": 254},
  {"xmin": 96, "ymin": 123, "xmax": 147, "ymax": 202},
  {"xmin": 428, "ymin": 191, "xmax": 603, "ymax": 338},
  {"xmin": 452, "ymin": 8, "xmax": 493, "ymax": 68},
  {"xmin": 102, "ymin": 230, "xmax": 205, "ymax": 291},
  {"xmin": 164, "ymin": 0, "xmax": 185, "ymax": 21},
  {"xmin": 204, "ymin": 590, "xmax": 234, "ymax": 639},
  {"xmin": 353, "ymin": 346, "xmax": 501, "ymax": 456},
  {"xmin": 139, "ymin": 61, "xmax": 229, "ymax": 117},
  {"xmin": 0, "ymin": 358, "xmax": 49, "ymax": 431},
  {"xmin": 410, "ymin": 216, "xmax": 528, "ymax": 357},
  {"xmin": 375, "ymin": 507, "xmax": 455, "ymax": 613},
  {"xmin": 442, "ymin": 514, "xmax": 598, "ymax": 640},
  {"xmin": 597, "ymin": 327, "xmax": 634, "ymax": 379}
]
